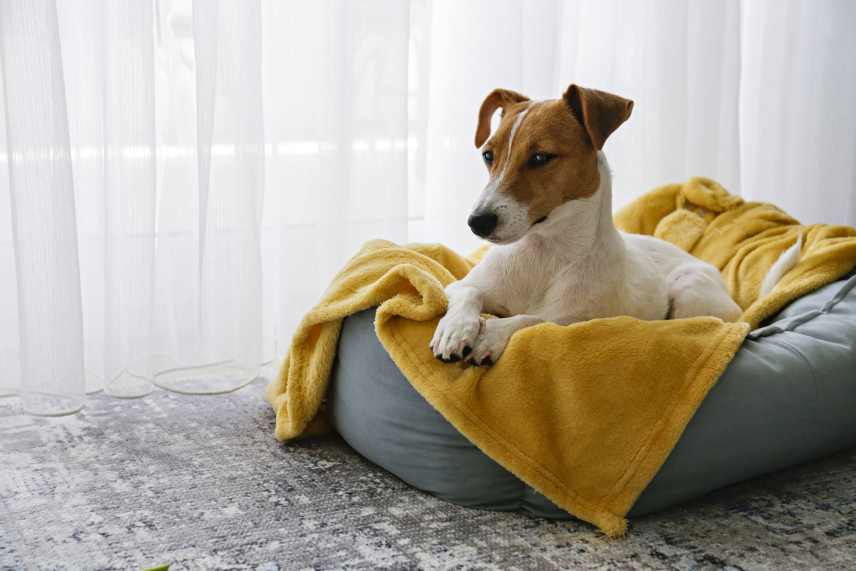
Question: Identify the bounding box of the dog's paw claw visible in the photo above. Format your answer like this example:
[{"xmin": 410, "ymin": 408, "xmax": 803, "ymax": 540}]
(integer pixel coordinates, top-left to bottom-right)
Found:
[
  {"xmin": 466, "ymin": 355, "xmax": 493, "ymax": 367},
  {"xmin": 431, "ymin": 312, "xmax": 481, "ymax": 364}
]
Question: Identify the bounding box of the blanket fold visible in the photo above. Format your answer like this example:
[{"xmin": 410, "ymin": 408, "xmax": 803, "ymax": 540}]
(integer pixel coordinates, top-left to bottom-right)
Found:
[{"xmin": 267, "ymin": 179, "xmax": 856, "ymax": 536}]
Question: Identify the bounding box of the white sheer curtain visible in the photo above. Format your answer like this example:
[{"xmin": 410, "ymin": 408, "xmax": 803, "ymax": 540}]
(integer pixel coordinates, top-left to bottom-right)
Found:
[{"xmin": 2, "ymin": 0, "xmax": 855, "ymax": 415}]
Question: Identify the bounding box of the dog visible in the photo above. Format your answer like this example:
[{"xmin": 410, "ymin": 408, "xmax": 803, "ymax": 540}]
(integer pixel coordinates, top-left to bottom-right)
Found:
[{"xmin": 430, "ymin": 84, "xmax": 797, "ymax": 367}]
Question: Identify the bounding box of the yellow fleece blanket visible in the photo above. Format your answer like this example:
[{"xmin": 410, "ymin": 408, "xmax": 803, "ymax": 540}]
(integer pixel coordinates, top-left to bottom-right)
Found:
[{"xmin": 266, "ymin": 178, "xmax": 856, "ymax": 536}]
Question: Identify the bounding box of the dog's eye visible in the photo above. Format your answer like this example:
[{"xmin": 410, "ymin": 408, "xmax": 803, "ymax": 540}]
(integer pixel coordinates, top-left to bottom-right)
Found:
[
  {"xmin": 482, "ymin": 150, "xmax": 494, "ymax": 165},
  {"xmin": 528, "ymin": 152, "xmax": 555, "ymax": 168}
]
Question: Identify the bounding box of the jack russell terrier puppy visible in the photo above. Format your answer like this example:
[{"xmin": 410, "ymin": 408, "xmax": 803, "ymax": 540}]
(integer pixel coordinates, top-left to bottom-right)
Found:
[{"xmin": 430, "ymin": 84, "xmax": 795, "ymax": 367}]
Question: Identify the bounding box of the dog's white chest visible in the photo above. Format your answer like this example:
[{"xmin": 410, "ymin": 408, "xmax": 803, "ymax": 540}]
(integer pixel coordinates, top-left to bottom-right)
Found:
[{"xmin": 485, "ymin": 241, "xmax": 602, "ymax": 321}]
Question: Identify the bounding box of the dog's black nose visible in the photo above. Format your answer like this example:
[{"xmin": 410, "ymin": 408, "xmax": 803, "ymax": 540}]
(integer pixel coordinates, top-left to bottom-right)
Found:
[{"xmin": 468, "ymin": 212, "xmax": 498, "ymax": 238}]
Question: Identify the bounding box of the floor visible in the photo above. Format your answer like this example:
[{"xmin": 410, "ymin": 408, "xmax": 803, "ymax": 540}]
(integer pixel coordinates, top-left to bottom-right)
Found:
[{"xmin": 2, "ymin": 380, "xmax": 856, "ymax": 570}]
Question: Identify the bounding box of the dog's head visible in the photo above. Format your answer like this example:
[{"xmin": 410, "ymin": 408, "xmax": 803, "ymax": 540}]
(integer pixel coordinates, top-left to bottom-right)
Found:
[{"xmin": 468, "ymin": 84, "xmax": 633, "ymax": 243}]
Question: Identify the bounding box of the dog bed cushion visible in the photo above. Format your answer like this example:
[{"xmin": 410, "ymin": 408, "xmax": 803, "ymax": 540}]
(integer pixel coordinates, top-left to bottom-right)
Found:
[
  {"xmin": 329, "ymin": 271, "xmax": 856, "ymax": 519},
  {"xmin": 267, "ymin": 179, "xmax": 856, "ymax": 536}
]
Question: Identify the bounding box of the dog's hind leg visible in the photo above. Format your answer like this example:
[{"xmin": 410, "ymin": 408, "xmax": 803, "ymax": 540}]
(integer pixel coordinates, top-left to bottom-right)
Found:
[{"xmin": 666, "ymin": 262, "xmax": 742, "ymax": 322}]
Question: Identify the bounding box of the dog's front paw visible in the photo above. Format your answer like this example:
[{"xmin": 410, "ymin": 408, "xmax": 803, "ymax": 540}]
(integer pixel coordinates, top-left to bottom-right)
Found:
[
  {"xmin": 467, "ymin": 318, "xmax": 512, "ymax": 367},
  {"xmin": 430, "ymin": 312, "xmax": 482, "ymax": 363}
]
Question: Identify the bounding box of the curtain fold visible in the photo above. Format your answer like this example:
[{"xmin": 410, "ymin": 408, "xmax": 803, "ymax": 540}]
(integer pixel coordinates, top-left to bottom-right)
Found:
[
  {"xmin": 259, "ymin": 0, "xmax": 412, "ymax": 349},
  {"xmin": 740, "ymin": 0, "xmax": 856, "ymax": 226},
  {"xmin": 151, "ymin": 0, "xmax": 266, "ymax": 394},
  {"xmin": 0, "ymin": 0, "xmax": 85, "ymax": 414},
  {"xmin": 1, "ymin": 0, "xmax": 854, "ymax": 415},
  {"xmin": 58, "ymin": 0, "xmax": 158, "ymax": 398}
]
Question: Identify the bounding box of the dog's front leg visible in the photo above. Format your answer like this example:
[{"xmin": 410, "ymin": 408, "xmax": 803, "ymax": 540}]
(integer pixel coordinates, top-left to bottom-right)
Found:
[
  {"xmin": 430, "ymin": 281, "xmax": 484, "ymax": 362},
  {"xmin": 467, "ymin": 314, "xmax": 543, "ymax": 366}
]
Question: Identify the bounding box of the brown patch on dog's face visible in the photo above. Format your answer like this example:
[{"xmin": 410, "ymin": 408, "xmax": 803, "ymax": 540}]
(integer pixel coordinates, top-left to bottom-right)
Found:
[
  {"xmin": 470, "ymin": 84, "xmax": 633, "ymax": 242},
  {"xmin": 481, "ymin": 99, "xmax": 601, "ymax": 224}
]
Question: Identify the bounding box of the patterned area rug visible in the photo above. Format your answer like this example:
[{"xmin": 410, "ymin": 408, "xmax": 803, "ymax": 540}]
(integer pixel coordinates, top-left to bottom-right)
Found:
[{"xmin": 2, "ymin": 380, "xmax": 855, "ymax": 570}]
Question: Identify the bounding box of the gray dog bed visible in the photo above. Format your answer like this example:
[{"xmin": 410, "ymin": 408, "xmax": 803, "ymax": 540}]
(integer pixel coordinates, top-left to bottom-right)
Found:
[{"xmin": 328, "ymin": 272, "xmax": 856, "ymax": 519}]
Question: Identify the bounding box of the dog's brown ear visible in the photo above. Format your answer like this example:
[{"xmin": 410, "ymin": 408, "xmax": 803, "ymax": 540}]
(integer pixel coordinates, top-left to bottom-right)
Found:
[
  {"xmin": 563, "ymin": 84, "xmax": 633, "ymax": 150},
  {"xmin": 474, "ymin": 88, "xmax": 530, "ymax": 148}
]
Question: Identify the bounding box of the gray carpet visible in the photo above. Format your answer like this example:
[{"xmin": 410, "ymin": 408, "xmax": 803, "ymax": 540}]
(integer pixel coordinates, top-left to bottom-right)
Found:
[{"xmin": 2, "ymin": 380, "xmax": 856, "ymax": 570}]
